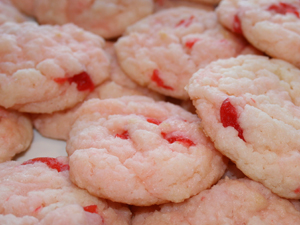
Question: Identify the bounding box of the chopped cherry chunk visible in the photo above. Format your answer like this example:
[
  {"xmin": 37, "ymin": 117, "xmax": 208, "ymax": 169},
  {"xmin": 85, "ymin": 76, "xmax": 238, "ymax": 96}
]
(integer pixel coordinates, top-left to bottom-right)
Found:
[
  {"xmin": 151, "ymin": 69, "xmax": 174, "ymax": 90},
  {"xmin": 147, "ymin": 118, "xmax": 162, "ymax": 125},
  {"xmin": 267, "ymin": 2, "xmax": 300, "ymax": 18},
  {"xmin": 220, "ymin": 98, "xmax": 245, "ymax": 141},
  {"xmin": 294, "ymin": 187, "xmax": 300, "ymax": 194},
  {"xmin": 233, "ymin": 14, "xmax": 243, "ymax": 34},
  {"xmin": 115, "ymin": 131, "xmax": 129, "ymax": 139},
  {"xmin": 54, "ymin": 71, "xmax": 95, "ymax": 91},
  {"xmin": 176, "ymin": 15, "xmax": 195, "ymax": 27},
  {"xmin": 161, "ymin": 132, "xmax": 195, "ymax": 147},
  {"xmin": 185, "ymin": 38, "xmax": 200, "ymax": 48},
  {"xmin": 22, "ymin": 157, "xmax": 70, "ymax": 172},
  {"xmin": 83, "ymin": 205, "xmax": 98, "ymax": 214}
]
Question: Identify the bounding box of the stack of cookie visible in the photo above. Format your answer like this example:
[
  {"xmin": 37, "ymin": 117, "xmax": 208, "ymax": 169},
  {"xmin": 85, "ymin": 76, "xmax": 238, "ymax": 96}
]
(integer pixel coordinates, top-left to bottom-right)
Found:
[{"xmin": 1, "ymin": 0, "xmax": 300, "ymax": 224}]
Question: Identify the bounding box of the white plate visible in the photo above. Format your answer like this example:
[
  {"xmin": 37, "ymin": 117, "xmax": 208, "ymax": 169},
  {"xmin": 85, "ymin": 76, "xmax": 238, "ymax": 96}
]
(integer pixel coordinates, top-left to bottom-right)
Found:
[{"xmin": 15, "ymin": 129, "xmax": 67, "ymax": 163}]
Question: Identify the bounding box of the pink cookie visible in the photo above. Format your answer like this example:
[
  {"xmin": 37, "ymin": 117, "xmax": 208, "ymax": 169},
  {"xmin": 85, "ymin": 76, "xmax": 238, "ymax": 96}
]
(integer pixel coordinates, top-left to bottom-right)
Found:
[
  {"xmin": 216, "ymin": 0, "xmax": 300, "ymax": 68},
  {"xmin": 11, "ymin": 0, "xmax": 154, "ymax": 39},
  {"xmin": 115, "ymin": 7, "xmax": 261, "ymax": 100},
  {"xmin": 0, "ymin": 22, "xmax": 109, "ymax": 113},
  {"xmin": 132, "ymin": 178, "xmax": 300, "ymax": 225},
  {"xmin": 66, "ymin": 96, "xmax": 227, "ymax": 206},
  {"xmin": 32, "ymin": 42, "xmax": 164, "ymax": 140},
  {"xmin": 0, "ymin": 0, "xmax": 29, "ymax": 25},
  {"xmin": 0, "ymin": 157, "xmax": 131, "ymax": 225},
  {"xmin": 0, "ymin": 107, "xmax": 33, "ymax": 162},
  {"xmin": 187, "ymin": 54, "xmax": 300, "ymax": 199}
]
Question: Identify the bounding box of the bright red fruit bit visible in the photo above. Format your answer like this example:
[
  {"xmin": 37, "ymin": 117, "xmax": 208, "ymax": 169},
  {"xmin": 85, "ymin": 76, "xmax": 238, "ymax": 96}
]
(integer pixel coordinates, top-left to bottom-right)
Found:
[
  {"xmin": 147, "ymin": 118, "xmax": 162, "ymax": 125},
  {"xmin": 83, "ymin": 205, "xmax": 98, "ymax": 214},
  {"xmin": 233, "ymin": 14, "xmax": 243, "ymax": 34},
  {"xmin": 185, "ymin": 38, "xmax": 200, "ymax": 48},
  {"xmin": 267, "ymin": 2, "xmax": 300, "ymax": 18},
  {"xmin": 220, "ymin": 98, "xmax": 245, "ymax": 141},
  {"xmin": 161, "ymin": 132, "xmax": 195, "ymax": 147},
  {"xmin": 21, "ymin": 157, "xmax": 70, "ymax": 172},
  {"xmin": 151, "ymin": 69, "xmax": 174, "ymax": 90},
  {"xmin": 115, "ymin": 131, "xmax": 130, "ymax": 139},
  {"xmin": 294, "ymin": 187, "xmax": 300, "ymax": 194},
  {"xmin": 54, "ymin": 71, "xmax": 95, "ymax": 92},
  {"xmin": 176, "ymin": 15, "xmax": 195, "ymax": 27}
]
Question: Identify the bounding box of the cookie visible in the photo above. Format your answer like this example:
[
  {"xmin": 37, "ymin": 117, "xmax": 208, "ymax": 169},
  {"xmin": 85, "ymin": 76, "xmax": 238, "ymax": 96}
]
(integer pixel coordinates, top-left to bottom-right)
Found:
[
  {"xmin": 187, "ymin": 54, "xmax": 300, "ymax": 199},
  {"xmin": 132, "ymin": 178, "xmax": 300, "ymax": 225},
  {"xmin": 66, "ymin": 96, "xmax": 227, "ymax": 206},
  {"xmin": 11, "ymin": 0, "xmax": 154, "ymax": 39},
  {"xmin": 0, "ymin": 107, "xmax": 33, "ymax": 162},
  {"xmin": 0, "ymin": 0, "xmax": 29, "ymax": 25},
  {"xmin": 32, "ymin": 42, "xmax": 164, "ymax": 140},
  {"xmin": 0, "ymin": 22, "xmax": 109, "ymax": 113},
  {"xmin": 0, "ymin": 157, "xmax": 131, "ymax": 225},
  {"xmin": 115, "ymin": 7, "xmax": 260, "ymax": 100},
  {"xmin": 216, "ymin": 0, "xmax": 300, "ymax": 68}
]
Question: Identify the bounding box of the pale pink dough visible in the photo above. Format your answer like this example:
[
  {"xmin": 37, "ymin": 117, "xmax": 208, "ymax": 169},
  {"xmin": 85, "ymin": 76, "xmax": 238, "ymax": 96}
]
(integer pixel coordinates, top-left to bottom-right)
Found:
[
  {"xmin": 0, "ymin": 0, "xmax": 29, "ymax": 25},
  {"xmin": 132, "ymin": 178, "xmax": 300, "ymax": 225},
  {"xmin": 32, "ymin": 42, "xmax": 164, "ymax": 140},
  {"xmin": 115, "ymin": 7, "xmax": 261, "ymax": 100},
  {"xmin": 0, "ymin": 157, "xmax": 131, "ymax": 225},
  {"xmin": 0, "ymin": 107, "xmax": 33, "ymax": 162},
  {"xmin": 11, "ymin": 0, "xmax": 154, "ymax": 39},
  {"xmin": 66, "ymin": 96, "xmax": 227, "ymax": 206},
  {"xmin": 216, "ymin": 0, "xmax": 300, "ymax": 68},
  {"xmin": 0, "ymin": 22, "xmax": 110, "ymax": 113},
  {"xmin": 187, "ymin": 54, "xmax": 300, "ymax": 199},
  {"xmin": 10, "ymin": 0, "xmax": 35, "ymax": 16},
  {"xmin": 154, "ymin": 0, "xmax": 214, "ymax": 12}
]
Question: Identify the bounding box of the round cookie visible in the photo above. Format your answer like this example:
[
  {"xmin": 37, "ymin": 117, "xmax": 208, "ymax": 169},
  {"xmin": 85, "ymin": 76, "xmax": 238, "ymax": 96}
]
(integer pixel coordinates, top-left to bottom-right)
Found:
[
  {"xmin": 216, "ymin": 0, "xmax": 300, "ymax": 68},
  {"xmin": 0, "ymin": 0, "xmax": 29, "ymax": 25},
  {"xmin": 0, "ymin": 22, "xmax": 109, "ymax": 113},
  {"xmin": 187, "ymin": 54, "xmax": 300, "ymax": 199},
  {"xmin": 0, "ymin": 107, "xmax": 33, "ymax": 162},
  {"xmin": 66, "ymin": 96, "xmax": 227, "ymax": 206},
  {"xmin": 115, "ymin": 7, "xmax": 260, "ymax": 100},
  {"xmin": 132, "ymin": 178, "xmax": 300, "ymax": 225},
  {"xmin": 0, "ymin": 156, "xmax": 131, "ymax": 225},
  {"xmin": 32, "ymin": 42, "xmax": 164, "ymax": 141},
  {"xmin": 11, "ymin": 0, "xmax": 154, "ymax": 39}
]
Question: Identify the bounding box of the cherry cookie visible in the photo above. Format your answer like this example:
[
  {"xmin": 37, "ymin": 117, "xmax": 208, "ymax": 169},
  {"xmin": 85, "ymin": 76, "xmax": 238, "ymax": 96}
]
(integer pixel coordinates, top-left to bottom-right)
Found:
[
  {"xmin": 0, "ymin": 22, "xmax": 109, "ymax": 113},
  {"xmin": 0, "ymin": 107, "xmax": 33, "ymax": 162},
  {"xmin": 66, "ymin": 96, "xmax": 227, "ymax": 206},
  {"xmin": 216, "ymin": 0, "xmax": 300, "ymax": 68},
  {"xmin": 32, "ymin": 42, "xmax": 164, "ymax": 140},
  {"xmin": 0, "ymin": 157, "xmax": 131, "ymax": 225},
  {"xmin": 132, "ymin": 178, "xmax": 300, "ymax": 225},
  {"xmin": 187, "ymin": 54, "xmax": 300, "ymax": 199},
  {"xmin": 0, "ymin": 0, "xmax": 29, "ymax": 25},
  {"xmin": 10, "ymin": 0, "xmax": 154, "ymax": 39},
  {"xmin": 115, "ymin": 7, "xmax": 260, "ymax": 100}
]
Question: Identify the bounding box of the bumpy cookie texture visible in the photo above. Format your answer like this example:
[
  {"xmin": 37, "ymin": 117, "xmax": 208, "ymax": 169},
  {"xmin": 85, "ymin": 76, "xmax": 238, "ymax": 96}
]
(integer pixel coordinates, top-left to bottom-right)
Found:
[
  {"xmin": 11, "ymin": 0, "xmax": 154, "ymax": 39},
  {"xmin": 0, "ymin": 107, "xmax": 33, "ymax": 162},
  {"xmin": 0, "ymin": 22, "xmax": 109, "ymax": 113},
  {"xmin": 67, "ymin": 96, "xmax": 227, "ymax": 206},
  {"xmin": 0, "ymin": 157, "xmax": 131, "ymax": 225},
  {"xmin": 187, "ymin": 54, "xmax": 300, "ymax": 199},
  {"xmin": 132, "ymin": 178, "xmax": 300, "ymax": 225},
  {"xmin": 115, "ymin": 7, "xmax": 260, "ymax": 100},
  {"xmin": 32, "ymin": 42, "xmax": 164, "ymax": 140},
  {"xmin": 154, "ymin": 0, "xmax": 214, "ymax": 12},
  {"xmin": 0, "ymin": 0, "xmax": 29, "ymax": 25},
  {"xmin": 217, "ymin": 0, "xmax": 300, "ymax": 68}
]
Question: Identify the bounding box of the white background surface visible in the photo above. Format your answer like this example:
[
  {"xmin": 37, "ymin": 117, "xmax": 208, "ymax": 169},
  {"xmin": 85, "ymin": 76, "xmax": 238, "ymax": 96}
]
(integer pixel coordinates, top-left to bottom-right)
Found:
[{"xmin": 15, "ymin": 129, "xmax": 67, "ymax": 163}]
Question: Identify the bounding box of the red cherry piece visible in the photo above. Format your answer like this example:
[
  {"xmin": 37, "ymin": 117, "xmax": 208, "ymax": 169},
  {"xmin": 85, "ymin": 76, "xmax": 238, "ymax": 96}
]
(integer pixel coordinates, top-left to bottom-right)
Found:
[
  {"xmin": 161, "ymin": 132, "xmax": 195, "ymax": 147},
  {"xmin": 54, "ymin": 71, "xmax": 95, "ymax": 91},
  {"xmin": 21, "ymin": 157, "xmax": 70, "ymax": 172},
  {"xmin": 268, "ymin": 2, "xmax": 300, "ymax": 18},
  {"xmin": 185, "ymin": 38, "xmax": 200, "ymax": 48},
  {"xmin": 220, "ymin": 98, "xmax": 245, "ymax": 141},
  {"xmin": 151, "ymin": 69, "xmax": 174, "ymax": 90},
  {"xmin": 233, "ymin": 14, "xmax": 243, "ymax": 34},
  {"xmin": 176, "ymin": 15, "xmax": 195, "ymax": 27},
  {"xmin": 147, "ymin": 118, "xmax": 162, "ymax": 125},
  {"xmin": 83, "ymin": 205, "xmax": 98, "ymax": 214},
  {"xmin": 115, "ymin": 131, "xmax": 129, "ymax": 139}
]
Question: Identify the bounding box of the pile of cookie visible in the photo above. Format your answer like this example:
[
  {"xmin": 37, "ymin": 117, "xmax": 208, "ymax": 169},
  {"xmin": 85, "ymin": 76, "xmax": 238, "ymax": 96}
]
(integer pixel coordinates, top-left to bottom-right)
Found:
[{"xmin": 1, "ymin": 0, "xmax": 300, "ymax": 224}]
